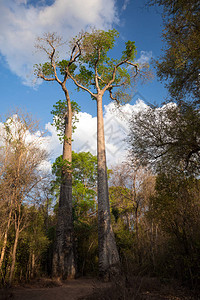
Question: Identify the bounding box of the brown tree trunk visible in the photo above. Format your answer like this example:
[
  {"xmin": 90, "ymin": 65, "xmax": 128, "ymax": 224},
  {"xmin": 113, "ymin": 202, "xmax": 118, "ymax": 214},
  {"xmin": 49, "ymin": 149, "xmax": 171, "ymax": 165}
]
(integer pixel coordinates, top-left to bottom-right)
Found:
[
  {"xmin": 52, "ymin": 90, "xmax": 76, "ymax": 279},
  {"xmin": 9, "ymin": 219, "xmax": 20, "ymax": 286},
  {"xmin": 31, "ymin": 252, "xmax": 35, "ymax": 278},
  {"xmin": 0, "ymin": 208, "xmax": 12, "ymax": 270},
  {"xmin": 97, "ymin": 95, "xmax": 120, "ymax": 279}
]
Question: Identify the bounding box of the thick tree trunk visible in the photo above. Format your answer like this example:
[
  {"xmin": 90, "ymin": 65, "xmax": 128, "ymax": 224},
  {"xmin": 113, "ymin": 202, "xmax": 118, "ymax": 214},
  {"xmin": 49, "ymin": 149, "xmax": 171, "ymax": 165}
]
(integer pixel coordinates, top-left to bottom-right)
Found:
[
  {"xmin": 52, "ymin": 91, "xmax": 76, "ymax": 279},
  {"xmin": 97, "ymin": 95, "xmax": 120, "ymax": 279}
]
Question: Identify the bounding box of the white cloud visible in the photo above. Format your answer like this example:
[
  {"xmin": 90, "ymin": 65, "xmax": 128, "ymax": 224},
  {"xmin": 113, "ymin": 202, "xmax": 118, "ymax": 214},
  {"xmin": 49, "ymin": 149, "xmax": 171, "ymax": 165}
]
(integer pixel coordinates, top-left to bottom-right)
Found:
[
  {"xmin": 36, "ymin": 100, "xmax": 177, "ymax": 171},
  {"xmin": 0, "ymin": 100, "xmax": 148, "ymax": 173},
  {"xmin": 122, "ymin": 0, "xmax": 130, "ymax": 11},
  {"xmin": 44, "ymin": 122, "xmax": 62, "ymax": 157},
  {"xmin": 27, "ymin": 100, "xmax": 175, "ymax": 169},
  {"xmin": 72, "ymin": 99, "xmax": 147, "ymax": 166},
  {"xmin": 136, "ymin": 51, "xmax": 153, "ymax": 65},
  {"xmin": 0, "ymin": 0, "xmax": 118, "ymax": 85}
]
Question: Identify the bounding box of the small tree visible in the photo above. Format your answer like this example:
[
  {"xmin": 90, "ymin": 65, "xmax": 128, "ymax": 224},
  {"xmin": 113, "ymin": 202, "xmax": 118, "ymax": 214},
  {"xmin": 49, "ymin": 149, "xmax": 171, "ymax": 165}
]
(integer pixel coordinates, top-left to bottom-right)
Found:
[
  {"xmin": 109, "ymin": 161, "xmax": 155, "ymax": 238},
  {"xmin": 109, "ymin": 161, "xmax": 155, "ymax": 266},
  {"xmin": 65, "ymin": 28, "xmax": 149, "ymax": 278},
  {"xmin": 0, "ymin": 111, "xmax": 47, "ymax": 285}
]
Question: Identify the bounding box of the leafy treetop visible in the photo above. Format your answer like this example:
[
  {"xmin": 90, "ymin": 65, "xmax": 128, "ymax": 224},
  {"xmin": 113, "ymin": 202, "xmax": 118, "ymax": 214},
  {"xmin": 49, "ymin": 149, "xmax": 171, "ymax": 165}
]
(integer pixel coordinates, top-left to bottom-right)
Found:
[{"xmin": 66, "ymin": 28, "xmax": 148, "ymax": 104}]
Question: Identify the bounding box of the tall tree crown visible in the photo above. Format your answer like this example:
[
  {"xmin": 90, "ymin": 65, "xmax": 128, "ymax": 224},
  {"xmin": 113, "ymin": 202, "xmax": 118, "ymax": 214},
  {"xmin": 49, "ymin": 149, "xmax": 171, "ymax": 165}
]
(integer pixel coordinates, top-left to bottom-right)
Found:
[{"xmin": 68, "ymin": 28, "xmax": 140, "ymax": 103}]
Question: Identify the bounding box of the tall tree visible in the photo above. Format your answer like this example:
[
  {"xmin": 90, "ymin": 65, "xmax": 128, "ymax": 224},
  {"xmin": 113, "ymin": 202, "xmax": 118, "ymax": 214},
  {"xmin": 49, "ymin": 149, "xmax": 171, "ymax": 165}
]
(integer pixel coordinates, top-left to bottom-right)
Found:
[
  {"xmin": 149, "ymin": 0, "xmax": 200, "ymax": 103},
  {"xmin": 34, "ymin": 33, "xmax": 81, "ymax": 279},
  {"xmin": 65, "ymin": 28, "xmax": 147, "ymax": 278}
]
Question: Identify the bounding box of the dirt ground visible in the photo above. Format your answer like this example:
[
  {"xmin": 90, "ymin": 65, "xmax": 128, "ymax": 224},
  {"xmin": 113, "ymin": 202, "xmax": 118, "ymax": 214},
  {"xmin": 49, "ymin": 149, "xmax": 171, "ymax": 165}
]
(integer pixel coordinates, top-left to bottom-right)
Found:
[
  {"xmin": 0, "ymin": 277, "xmax": 198, "ymax": 300},
  {"xmin": 0, "ymin": 277, "xmax": 111, "ymax": 300}
]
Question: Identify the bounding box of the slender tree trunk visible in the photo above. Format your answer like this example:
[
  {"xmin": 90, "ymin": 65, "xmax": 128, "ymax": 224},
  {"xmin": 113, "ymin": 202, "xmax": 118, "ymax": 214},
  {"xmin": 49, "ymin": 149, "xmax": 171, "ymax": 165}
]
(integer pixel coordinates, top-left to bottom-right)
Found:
[
  {"xmin": 9, "ymin": 219, "xmax": 20, "ymax": 286},
  {"xmin": 97, "ymin": 95, "xmax": 120, "ymax": 279},
  {"xmin": 0, "ymin": 208, "xmax": 12, "ymax": 270},
  {"xmin": 31, "ymin": 252, "xmax": 35, "ymax": 278},
  {"xmin": 135, "ymin": 206, "xmax": 139, "ymax": 242},
  {"xmin": 52, "ymin": 90, "xmax": 76, "ymax": 279}
]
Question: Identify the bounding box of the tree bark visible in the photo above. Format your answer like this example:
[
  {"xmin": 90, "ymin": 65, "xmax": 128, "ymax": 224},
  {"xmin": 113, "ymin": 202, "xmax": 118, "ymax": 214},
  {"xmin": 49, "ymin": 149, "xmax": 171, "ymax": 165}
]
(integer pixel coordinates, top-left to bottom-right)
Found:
[
  {"xmin": 97, "ymin": 95, "xmax": 120, "ymax": 279},
  {"xmin": 0, "ymin": 208, "xmax": 12, "ymax": 270},
  {"xmin": 52, "ymin": 90, "xmax": 76, "ymax": 279},
  {"xmin": 9, "ymin": 219, "xmax": 20, "ymax": 286}
]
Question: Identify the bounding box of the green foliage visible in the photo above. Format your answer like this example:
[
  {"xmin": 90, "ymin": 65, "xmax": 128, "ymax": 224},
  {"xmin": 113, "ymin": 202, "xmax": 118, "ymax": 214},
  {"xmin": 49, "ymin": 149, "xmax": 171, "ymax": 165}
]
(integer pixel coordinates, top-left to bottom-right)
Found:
[
  {"xmin": 51, "ymin": 99, "xmax": 80, "ymax": 141},
  {"xmin": 73, "ymin": 28, "xmax": 138, "ymax": 104},
  {"xmin": 15, "ymin": 206, "xmax": 50, "ymax": 279},
  {"xmin": 114, "ymin": 220, "xmax": 134, "ymax": 259},
  {"xmin": 148, "ymin": 172, "xmax": 200, "ymax": 285},
  {"xmin": 109, "ymin": 186, "xmax": 133, "ymax": 222},
  {"xmin": 74, "ymin": 218, "xmax": 98, "ymax": 275},
  {"xmin": 80, "ymin": 29, "xmax": 119, "ymax": 66},
  {"xmin": 58, "ymin": 60, "xmax": 77, "ymax": 76},
  {"xmin": 52, "ymin": 151, "xmax": 97, "ymax": 217},
  {"xmin": 150, "ymin": 0, "xmax": 200, "ymax": 102},
  {"xmin": 52, "ymin": 155, "xmax": 72, "ymax": 189},
  {"xmin": 75, "ymin": 65, "xmax": 94, "ymax": 88},
  {"xmin": 71, "ymin": 151, "xmax": 98, "ymax": 275},
  {"xmin": 122, "ymin": 40, "xmax": 137, "ymax": 61},
  {"xmin": 34, "ymin": 62, "xmax": 54, "ymax": 77},
  {"xmin": 150, "ymin": 173, "xmax": 199, "ymax": 233},
  {"xmin": 72, "ymin": 151, "xmax": 97, "ymax": 187}
]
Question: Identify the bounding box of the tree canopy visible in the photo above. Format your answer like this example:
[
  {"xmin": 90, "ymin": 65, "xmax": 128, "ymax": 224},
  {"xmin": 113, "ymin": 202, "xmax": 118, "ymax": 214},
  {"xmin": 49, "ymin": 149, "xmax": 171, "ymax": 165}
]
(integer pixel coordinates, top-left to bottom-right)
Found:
[
  {"xmin": 149, "ymin": 0, "xmax": 200, "ymax": 102},
  {"xmin": 66, "ymin": 28, "xmax": 151, "ymax": 103},
  {"xmin": 128, "ymin": 102, "xmax": 200, "ymax": 175}
]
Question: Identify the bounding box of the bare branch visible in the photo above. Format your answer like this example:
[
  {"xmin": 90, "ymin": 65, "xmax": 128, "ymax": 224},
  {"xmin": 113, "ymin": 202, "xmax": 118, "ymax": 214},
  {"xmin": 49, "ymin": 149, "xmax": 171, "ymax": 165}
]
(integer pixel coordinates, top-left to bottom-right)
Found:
[
  {"xmin": 108, "ymin": 88, "xmax": 120, "ymax": 105},
  {"xmin": 69, "ymin": 37, "xmax": 82, "ymax": 65},
  {"xmin": 35, "ymin": 32, "xmax": 65, "ymax": 84},
  {"xmin": 38, "ymin": 74, "xmax": 55, "ymax": 82},
  {"xmin": 102, "ymin": 59, "xmax": 138, "ymax": 94}
]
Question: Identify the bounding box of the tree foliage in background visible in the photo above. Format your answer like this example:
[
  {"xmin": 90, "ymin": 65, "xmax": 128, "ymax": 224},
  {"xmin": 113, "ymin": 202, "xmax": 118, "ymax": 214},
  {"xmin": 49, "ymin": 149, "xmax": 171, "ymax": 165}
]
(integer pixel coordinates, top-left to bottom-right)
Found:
[
  {"xmin": 0, "ymin": 111, "xmax": 48, "ymax": 286},
  {"xmin": 148, "ymin": 172, "xmax": 200, "ymax": 286},
  {"xmin": 149, "ymin": 0, "xmax": 200, "ymax": 103},
  {"xmin": 52, "ymin": 151, "xmax": 97, "ymax": 215},
  {"xmin": 109, "ymin": 161, "xmax": 155, "ymax": 266},
  {"xmin": 128, "ymin": 102, "xmax": 200, "ymax": 175}
]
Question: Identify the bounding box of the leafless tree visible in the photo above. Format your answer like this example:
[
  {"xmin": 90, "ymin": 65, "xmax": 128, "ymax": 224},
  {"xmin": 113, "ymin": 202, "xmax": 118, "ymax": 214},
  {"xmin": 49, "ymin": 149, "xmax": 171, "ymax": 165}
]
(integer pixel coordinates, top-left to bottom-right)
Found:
[{"xmin": 0, "ymin": 111, "xmax": 48, "ymax": 285}]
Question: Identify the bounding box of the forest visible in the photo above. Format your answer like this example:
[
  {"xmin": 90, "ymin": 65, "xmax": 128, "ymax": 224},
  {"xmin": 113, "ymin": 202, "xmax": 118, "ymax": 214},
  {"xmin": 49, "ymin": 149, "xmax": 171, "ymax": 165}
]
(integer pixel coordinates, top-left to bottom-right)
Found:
[{"xmin": 0, "ymin": 0, "xmax": 200, "ymax": 299}]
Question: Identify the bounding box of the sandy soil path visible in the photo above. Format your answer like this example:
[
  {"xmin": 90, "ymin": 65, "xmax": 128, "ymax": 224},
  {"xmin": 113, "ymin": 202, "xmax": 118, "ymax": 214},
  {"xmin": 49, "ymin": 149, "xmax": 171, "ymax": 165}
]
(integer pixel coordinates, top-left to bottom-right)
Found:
[{"xmin": 2, "ymin": 278, "xmax": 110, "ymax": 300}]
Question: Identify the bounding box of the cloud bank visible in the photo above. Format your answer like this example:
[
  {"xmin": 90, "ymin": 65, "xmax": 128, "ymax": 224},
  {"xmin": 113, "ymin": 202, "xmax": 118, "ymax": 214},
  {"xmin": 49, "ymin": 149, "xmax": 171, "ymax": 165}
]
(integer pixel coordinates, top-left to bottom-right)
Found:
[
  {"xmin": 43, "ymin": 99, "xmax": 148, "ymax": 168},
  {"xmin": 0, "ymin": 0, "xmax": 118, "ymax": 85},
  {"xmin": 2, "ymin": 100, "xmax": 165, "ymax": 172}
]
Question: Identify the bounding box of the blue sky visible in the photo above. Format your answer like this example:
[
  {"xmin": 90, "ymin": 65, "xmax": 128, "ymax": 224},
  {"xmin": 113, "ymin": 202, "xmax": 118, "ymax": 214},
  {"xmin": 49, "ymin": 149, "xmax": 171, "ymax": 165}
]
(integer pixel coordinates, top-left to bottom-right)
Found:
[
  {"xmin": 0, "ymin": 0, "xmax": 168, "ymax": 166},
  {"xmin": 0, "ymin": 0, "xmax": 166, "ymax": 124}
]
